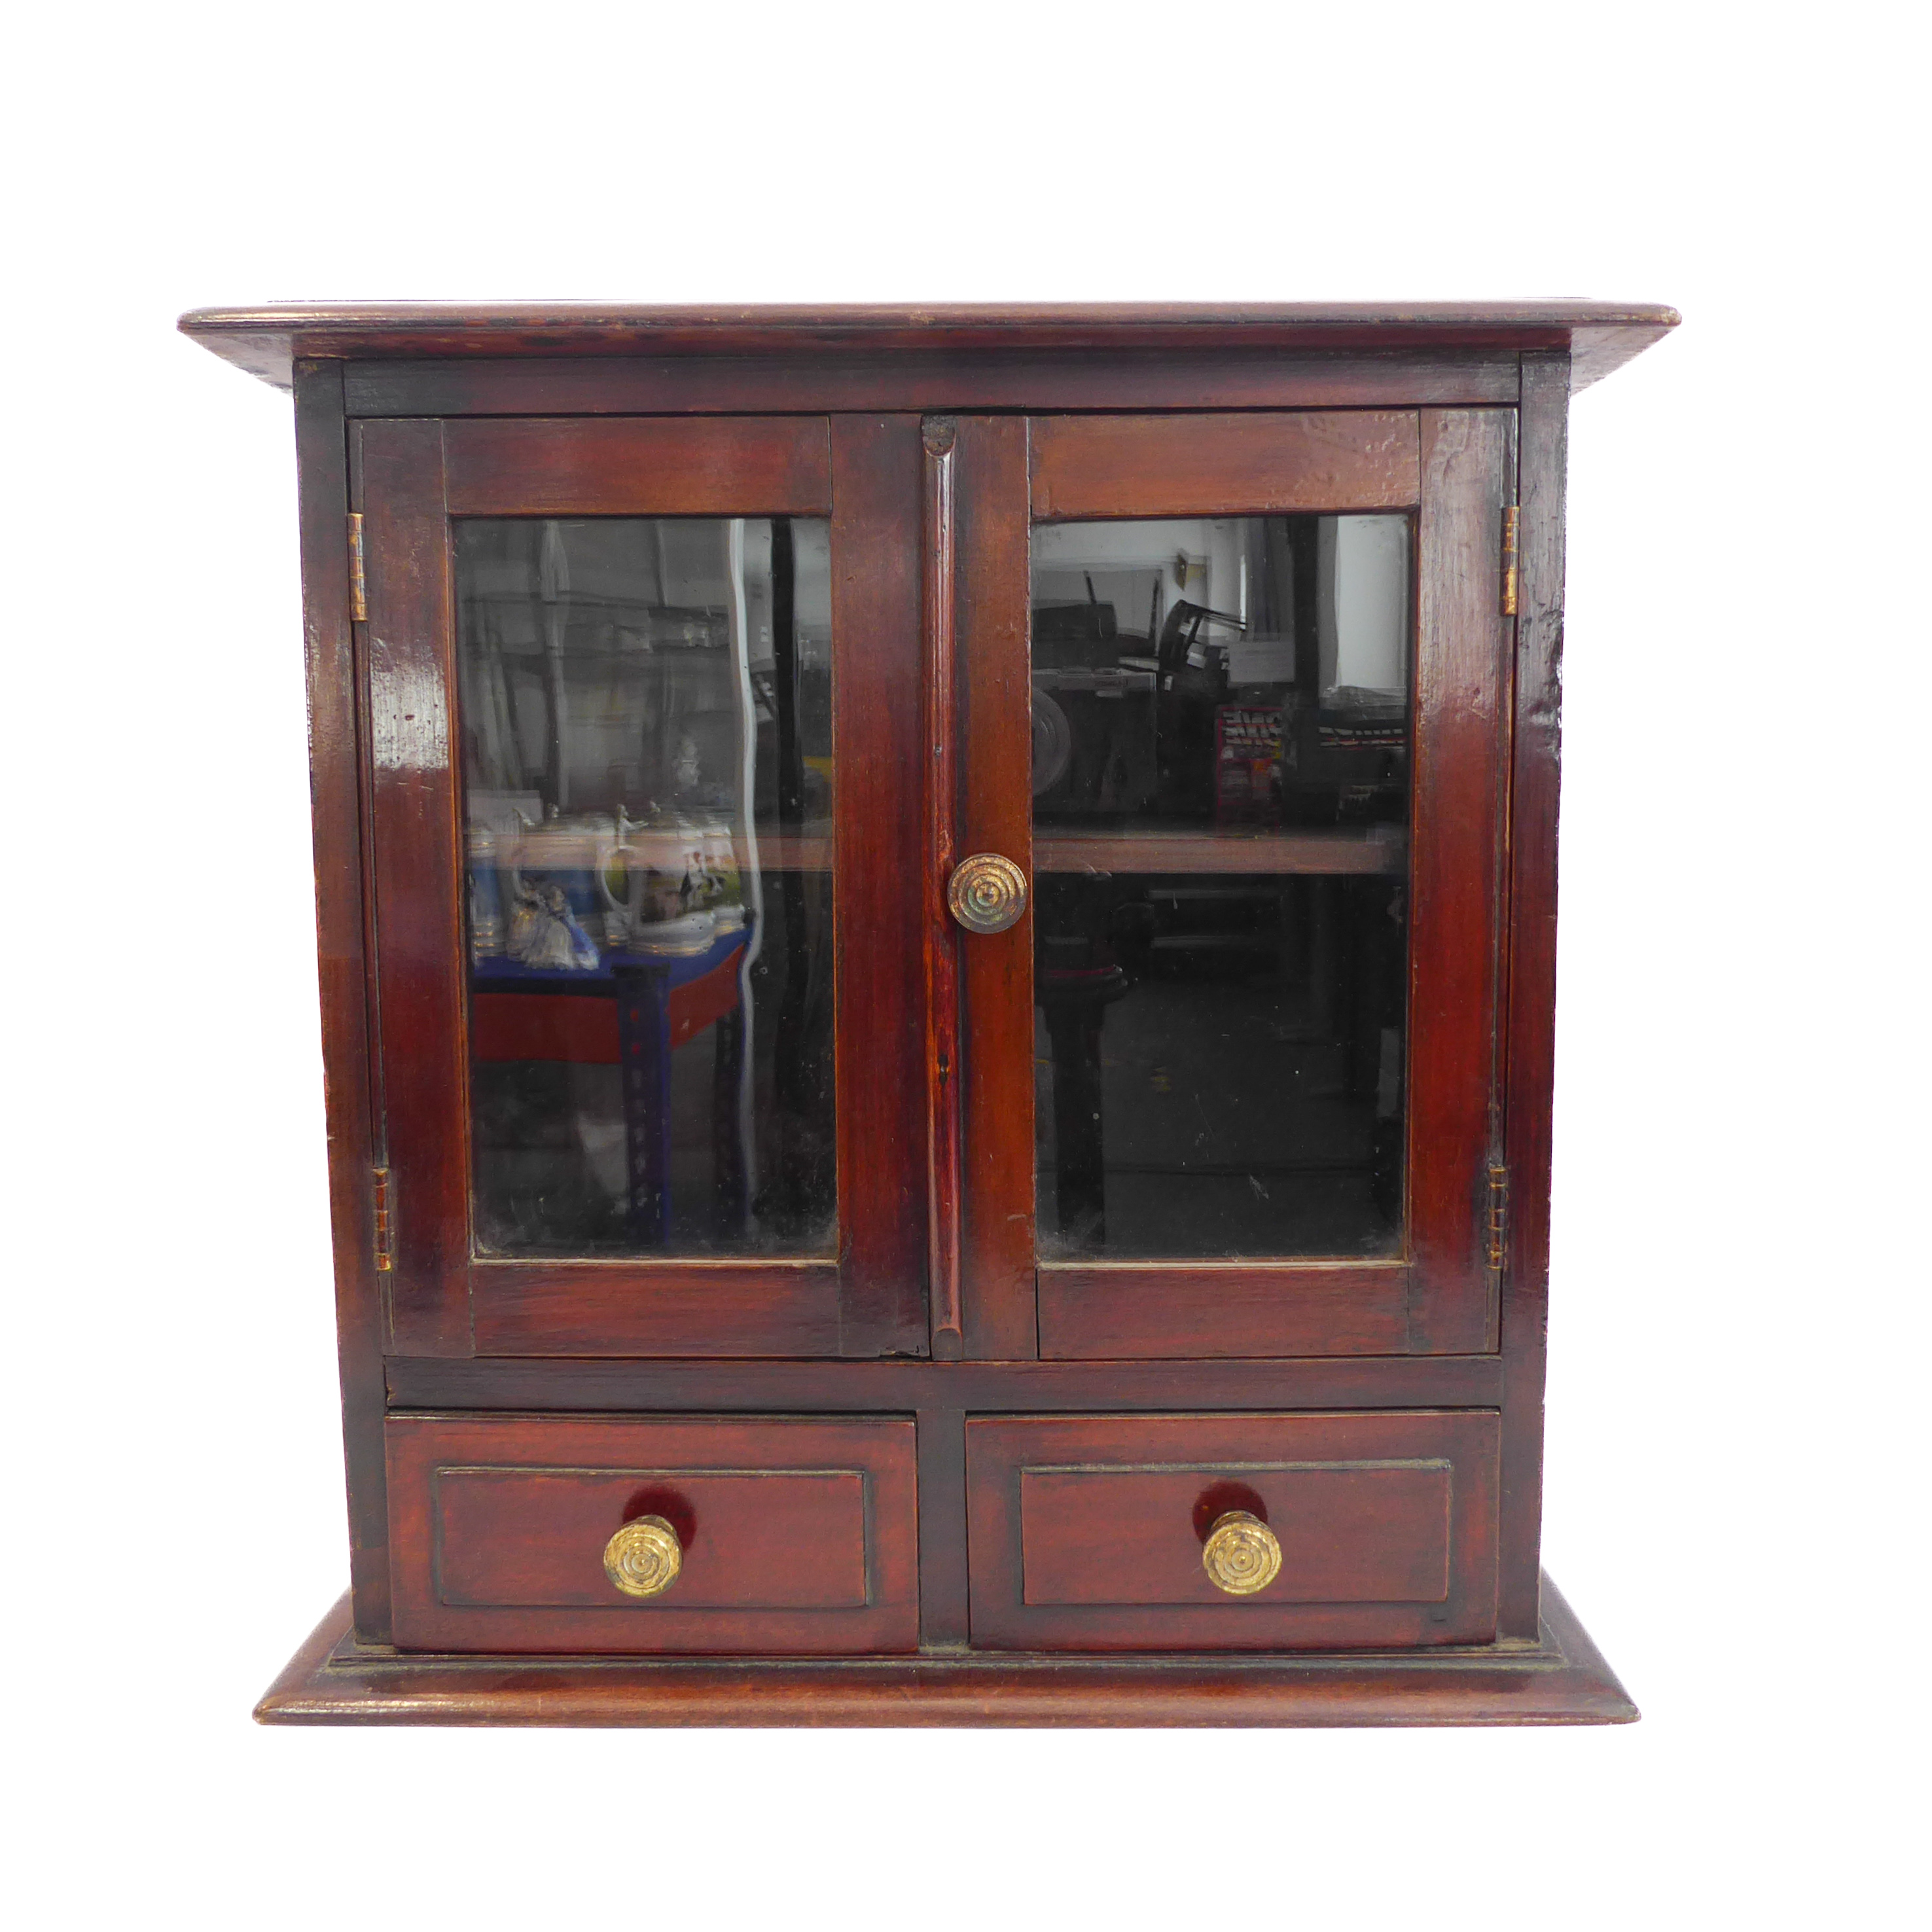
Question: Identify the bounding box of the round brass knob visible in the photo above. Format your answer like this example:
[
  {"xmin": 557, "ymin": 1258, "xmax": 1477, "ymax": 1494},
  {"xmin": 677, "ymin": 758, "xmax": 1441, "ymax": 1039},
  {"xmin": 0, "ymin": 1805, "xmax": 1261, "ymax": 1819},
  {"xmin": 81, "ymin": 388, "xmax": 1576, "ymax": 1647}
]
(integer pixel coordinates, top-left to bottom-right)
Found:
[
  {"xmin": 947, "ymin": 853, "xmax": 1028, "ymax": 935},
  {"xmin": 1202, "ymin": 1510, "xmax": 1281, "ymax": 1596},
  {"xmin": 603, "ymin": 1514, "xmax": 683, "ymax": 1598}
]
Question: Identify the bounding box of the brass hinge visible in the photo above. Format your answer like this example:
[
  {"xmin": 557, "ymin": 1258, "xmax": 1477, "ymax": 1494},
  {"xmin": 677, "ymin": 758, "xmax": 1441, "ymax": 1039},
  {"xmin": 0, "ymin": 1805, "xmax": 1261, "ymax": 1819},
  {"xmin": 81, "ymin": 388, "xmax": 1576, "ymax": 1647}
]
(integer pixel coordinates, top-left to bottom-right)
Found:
[
  {"xmin": 1485, "ymin": 1161, "xmax": 1509, "ymax": 1272},
  {"xmin": 348, "ymin": 512, "xmax": 368, "ymax": 622},
  {"xmin": 1499, "ymin": 505, "xmax": 1520, "ymax": 617},
  {"xmin": 372, "ymin": 1164, "xmax": 394, "ymax": 1273}
]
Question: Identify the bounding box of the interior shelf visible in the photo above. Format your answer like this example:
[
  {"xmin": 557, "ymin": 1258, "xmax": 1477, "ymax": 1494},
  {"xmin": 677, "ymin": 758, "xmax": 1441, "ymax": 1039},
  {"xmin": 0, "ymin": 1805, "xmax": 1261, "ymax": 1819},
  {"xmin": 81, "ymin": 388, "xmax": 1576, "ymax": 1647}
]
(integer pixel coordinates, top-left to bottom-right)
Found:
[{"xmin": 1032, "ymin": 824, "xmax": 1404, "ymax": 876}]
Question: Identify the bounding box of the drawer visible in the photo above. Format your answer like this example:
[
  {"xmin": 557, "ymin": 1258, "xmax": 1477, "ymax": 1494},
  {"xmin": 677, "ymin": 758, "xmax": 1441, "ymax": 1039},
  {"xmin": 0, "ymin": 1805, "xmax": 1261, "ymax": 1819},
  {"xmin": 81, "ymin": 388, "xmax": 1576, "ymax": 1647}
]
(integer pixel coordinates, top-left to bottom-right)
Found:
[
  {"xmin": 965, "ymin": 1411, "xmax": 1500, "ymax": 1651},
  {"xmin": 386, "ymin": 1414, "xmax": 918, "ymax": 1654}
]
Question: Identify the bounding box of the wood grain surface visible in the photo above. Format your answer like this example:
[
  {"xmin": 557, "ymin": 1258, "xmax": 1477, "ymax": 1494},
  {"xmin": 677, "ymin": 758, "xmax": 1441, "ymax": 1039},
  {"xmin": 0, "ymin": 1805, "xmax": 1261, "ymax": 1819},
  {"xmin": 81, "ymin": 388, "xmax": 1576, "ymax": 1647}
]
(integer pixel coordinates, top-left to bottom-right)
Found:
[
  {"xmin": 1497, "ymin": 351, "xmax": 1571, "ymax": 1637},
  {"xmin": 966, "ymin": 1410, "xmax": 1500, "ymax": 1651},
  {"xmin": 178, "ymin": 299, "xmax": 1678, "ymax": 392},
  {"xmin": 442, "ymin": 415, "xmax": 831, "ymax": 516},
  {"xmin": 232, "ymin": 315, "xmax": 1648, "ymax": 1720},
  {"xmin": 952, "ymin": 416, "xmax": 1039, "ymax": 1359},
  {"xmin": 828, "ymin": 417, "xmax": 931, "ymax": 1355},
  {"xmin": 295, "ymin": 362, "xmax": 393, "ymax": 1634},
  {"xmin": 386, "ymin": 1414, "xmax": 918, "ymax": 1655},
  {"xmin": 359, "ymin": 418, "xmax": 472, "ymax": 1357},
  {"xmin": 1031, "ymin": 410, "xmax": 1420, "ymax": 519}
]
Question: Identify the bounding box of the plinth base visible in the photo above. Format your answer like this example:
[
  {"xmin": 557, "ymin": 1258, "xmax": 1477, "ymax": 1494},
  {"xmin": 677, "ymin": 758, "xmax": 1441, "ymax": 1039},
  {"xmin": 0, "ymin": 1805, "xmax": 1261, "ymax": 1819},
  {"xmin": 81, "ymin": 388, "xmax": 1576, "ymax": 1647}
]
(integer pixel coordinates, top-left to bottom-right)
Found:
[{"xmin": 255, "ymin": 1572, "xmax": 1636, "ymax": 1727}]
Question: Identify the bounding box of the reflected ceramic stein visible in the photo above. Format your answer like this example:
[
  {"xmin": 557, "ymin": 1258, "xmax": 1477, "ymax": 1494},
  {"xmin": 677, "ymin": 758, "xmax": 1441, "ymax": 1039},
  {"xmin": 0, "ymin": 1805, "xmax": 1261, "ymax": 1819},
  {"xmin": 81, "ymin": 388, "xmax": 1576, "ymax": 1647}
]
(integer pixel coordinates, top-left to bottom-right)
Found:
[{"xmin": 595, "ymin": 805, "xmax": 653, "ymax": 948}]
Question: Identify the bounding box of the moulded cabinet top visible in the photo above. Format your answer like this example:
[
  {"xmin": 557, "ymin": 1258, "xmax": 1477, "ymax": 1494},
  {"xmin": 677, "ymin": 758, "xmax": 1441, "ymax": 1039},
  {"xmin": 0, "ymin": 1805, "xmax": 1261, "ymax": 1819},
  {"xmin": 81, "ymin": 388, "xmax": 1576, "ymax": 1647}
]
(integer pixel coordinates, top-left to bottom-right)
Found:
[{"xmin": 177, "ymin": 300, "xmax": 1678, "ymax": 393}]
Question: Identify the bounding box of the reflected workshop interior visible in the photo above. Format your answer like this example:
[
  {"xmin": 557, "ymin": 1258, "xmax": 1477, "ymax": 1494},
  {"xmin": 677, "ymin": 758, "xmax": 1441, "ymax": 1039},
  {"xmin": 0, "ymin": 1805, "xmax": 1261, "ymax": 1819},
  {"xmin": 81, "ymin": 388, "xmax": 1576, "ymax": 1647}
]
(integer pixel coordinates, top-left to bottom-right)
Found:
[
  {"xmin": 454, "ymin": 509, "xmax": 1413, "ymax": 1266},
  {"xmin": 457, "ymin": 517, "xmax": 836, "ymax": 1259},
  {"xmin": 1030, "ymin": 515, "xmax": 1412, "ymax": 1261}
]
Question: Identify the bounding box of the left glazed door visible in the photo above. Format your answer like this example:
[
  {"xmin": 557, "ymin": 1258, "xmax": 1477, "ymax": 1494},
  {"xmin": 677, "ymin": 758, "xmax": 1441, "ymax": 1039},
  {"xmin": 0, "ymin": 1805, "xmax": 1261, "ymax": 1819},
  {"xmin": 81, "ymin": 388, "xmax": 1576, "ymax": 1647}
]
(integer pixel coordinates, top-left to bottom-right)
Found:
[{"xmin": 359, "ymin": 415, "xmax": 929, "ymax": 1359}]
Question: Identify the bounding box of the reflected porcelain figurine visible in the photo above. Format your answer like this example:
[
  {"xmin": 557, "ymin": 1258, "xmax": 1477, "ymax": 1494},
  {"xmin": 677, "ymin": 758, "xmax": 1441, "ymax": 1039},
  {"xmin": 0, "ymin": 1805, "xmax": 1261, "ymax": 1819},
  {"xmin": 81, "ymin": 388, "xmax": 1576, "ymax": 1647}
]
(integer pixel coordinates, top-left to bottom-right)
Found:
[
  {"xmin": 499, "ymin": 802, "xmax": 620, "ymax": 967},
  {"xmin": 506, "ymin": 880, "xmax": 600, "ymax": 971}
]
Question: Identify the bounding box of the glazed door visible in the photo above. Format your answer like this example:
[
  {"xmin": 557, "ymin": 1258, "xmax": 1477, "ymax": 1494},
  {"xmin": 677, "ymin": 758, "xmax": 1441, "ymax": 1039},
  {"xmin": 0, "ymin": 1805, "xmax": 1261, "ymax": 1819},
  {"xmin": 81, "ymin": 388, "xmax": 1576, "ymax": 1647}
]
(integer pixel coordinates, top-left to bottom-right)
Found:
[
  {"xmin": 360, "ymin": 415, "xmax": 927, "ymax": 1358},
  {"xmin": 933, "ymin": 411, "xmax": 1514, "ymax": 1359}
]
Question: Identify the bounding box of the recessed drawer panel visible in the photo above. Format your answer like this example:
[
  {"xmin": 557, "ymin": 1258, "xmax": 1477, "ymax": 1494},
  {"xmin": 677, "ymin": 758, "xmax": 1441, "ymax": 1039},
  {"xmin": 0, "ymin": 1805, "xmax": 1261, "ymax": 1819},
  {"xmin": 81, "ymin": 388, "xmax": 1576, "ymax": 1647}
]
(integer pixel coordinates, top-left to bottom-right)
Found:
[
  {"xmin": 387, "ymin": 1414, "xmax": 918, "ymax": 1655},
  {"xmin": 966, "ymin": 1411, "xmax": 1499, "ymax": 1651}
]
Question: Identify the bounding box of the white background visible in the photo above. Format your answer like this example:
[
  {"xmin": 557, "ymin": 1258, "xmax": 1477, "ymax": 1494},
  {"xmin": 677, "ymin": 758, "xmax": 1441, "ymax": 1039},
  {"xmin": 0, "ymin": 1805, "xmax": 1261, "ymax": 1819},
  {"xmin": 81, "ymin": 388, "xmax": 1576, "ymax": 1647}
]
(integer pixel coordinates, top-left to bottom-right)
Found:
[{"xmin": 7, "ymin": 3, "xmax": 1925, "ymax": 1925}]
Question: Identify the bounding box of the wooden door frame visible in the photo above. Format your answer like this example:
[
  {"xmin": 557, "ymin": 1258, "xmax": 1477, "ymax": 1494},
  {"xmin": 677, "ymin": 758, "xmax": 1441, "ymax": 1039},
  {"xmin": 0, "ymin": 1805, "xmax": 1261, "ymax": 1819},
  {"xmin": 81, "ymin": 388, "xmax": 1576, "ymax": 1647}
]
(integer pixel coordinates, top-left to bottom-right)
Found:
[
  {"xmin": 357, "ymin": 413, "xmax": 929, "ymax": 1360},
  {"xmin": 945, "ymin": 408, "xmax": 1516, "ymax": 1361}
]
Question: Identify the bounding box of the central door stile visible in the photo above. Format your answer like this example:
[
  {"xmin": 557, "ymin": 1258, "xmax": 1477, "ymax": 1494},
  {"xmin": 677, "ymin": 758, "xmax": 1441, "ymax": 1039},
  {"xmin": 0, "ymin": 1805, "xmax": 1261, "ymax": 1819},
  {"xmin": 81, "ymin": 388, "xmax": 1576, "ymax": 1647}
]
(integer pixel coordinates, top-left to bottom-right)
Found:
[
  {"xmin": 950, "ymin": 417, "xmax": 1040, "ymax": 1360},
  {"xmin": 828, "ymin": 416, "xmax": 933, "ymax": 1357},
  {"xmin": 921, "ymin": 417, "xmax": 965, "ymax": 1361}
]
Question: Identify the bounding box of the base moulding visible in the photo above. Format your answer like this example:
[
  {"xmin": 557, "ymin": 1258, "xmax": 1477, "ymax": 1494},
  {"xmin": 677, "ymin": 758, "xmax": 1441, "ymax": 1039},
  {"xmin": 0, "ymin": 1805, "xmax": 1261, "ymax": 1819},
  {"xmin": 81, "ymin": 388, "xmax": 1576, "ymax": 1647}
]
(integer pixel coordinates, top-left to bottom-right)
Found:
[{"xmin": 256, "ymin": 1571, "xmax": 1636, "ymax": 1728}]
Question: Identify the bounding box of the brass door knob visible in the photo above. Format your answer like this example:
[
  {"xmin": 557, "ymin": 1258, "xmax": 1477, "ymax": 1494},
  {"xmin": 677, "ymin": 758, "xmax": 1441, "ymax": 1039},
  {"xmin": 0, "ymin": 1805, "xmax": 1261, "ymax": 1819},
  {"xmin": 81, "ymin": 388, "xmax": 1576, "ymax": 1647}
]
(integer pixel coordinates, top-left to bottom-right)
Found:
[
  {"xmin": 1202, "ymin": 1510, "xmax": 1281, "ymax": 1596},
  {"xmin": 947, "ymin": 853, "xmax": 1028, "ymax": 935},
  {"xmin": 603, "ymin": 1514, "xmax": 683, "ymax": 1598}
]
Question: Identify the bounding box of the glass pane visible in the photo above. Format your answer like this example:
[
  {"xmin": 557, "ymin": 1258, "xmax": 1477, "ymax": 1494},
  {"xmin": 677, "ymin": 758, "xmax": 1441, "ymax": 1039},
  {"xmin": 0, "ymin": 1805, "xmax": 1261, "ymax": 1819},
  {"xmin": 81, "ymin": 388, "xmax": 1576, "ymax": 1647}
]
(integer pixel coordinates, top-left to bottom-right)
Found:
[
  {"xmin": 456, "ymin": 517, "xmax": 834, "ymax": 1258},
  {"xmin": 1031, "ymin": 515, "xmax": 1410, "ymax": 1261}
]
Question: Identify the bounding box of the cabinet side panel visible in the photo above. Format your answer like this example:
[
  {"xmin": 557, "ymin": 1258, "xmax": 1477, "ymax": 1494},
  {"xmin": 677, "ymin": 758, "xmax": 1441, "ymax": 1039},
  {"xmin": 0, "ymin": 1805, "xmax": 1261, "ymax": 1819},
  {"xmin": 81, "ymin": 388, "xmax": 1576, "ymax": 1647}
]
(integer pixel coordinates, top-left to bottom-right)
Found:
[
  {"xmin": 1499, "ymin": 353, "xmax": 1571, "ymax": 1637},
  {"xmin": 829, "ymin": 417, "xmax": 931, "ymax": 1355},
  {"xmin": 294, "ymin": 360, "xmax": 391, "ymax": 1637},
  {"xmin": 1406, "ymin": 410, "xmax": 1513, "ymax": 1351}
]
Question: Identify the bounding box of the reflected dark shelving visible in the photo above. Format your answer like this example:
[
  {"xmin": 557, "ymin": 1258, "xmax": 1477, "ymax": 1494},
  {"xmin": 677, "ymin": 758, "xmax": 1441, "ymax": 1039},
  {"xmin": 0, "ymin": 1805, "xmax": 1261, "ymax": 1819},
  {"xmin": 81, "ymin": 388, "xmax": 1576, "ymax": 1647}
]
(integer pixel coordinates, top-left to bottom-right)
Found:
[{"xmin": 1034, "ymin": 824, "xmax": 1403, "ymax": 876}]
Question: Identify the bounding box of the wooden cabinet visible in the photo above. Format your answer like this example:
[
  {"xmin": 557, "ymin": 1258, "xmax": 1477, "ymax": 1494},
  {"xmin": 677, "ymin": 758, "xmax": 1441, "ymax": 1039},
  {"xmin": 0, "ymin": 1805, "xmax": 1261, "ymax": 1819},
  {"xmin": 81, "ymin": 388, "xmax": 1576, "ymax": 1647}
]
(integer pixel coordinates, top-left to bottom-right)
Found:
[{"xmin": 183, "ymin": 300, "xmax": 1675, "ymax": 1726}]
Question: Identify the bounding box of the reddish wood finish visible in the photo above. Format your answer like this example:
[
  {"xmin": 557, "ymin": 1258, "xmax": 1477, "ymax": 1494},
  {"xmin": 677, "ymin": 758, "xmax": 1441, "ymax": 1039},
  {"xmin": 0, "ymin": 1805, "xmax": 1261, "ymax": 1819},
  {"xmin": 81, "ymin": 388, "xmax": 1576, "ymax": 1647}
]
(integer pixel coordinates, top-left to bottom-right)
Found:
[
  {"xmin": 1031, "ymin": 410, "xmax": 1420, "ymax": 519},
  {"xmin": 260, "ymin": 1571, "xmax": 1635, "ymax": 1726},
  {"xmin": 437, "ymin": 1471, "xmax": 868, "ymax": 1609},
  {"xmin": 921, "ymin": 418, "xmax": 964, "ymax": 1359},
  {"xmin": 966, "ymin": 1412, "xmax": 1499, "ymax": 1651},
  {"xmin": 387, "ymin": 1414, "xmax": 918, "ymax": 1654},
  {"xmin": 1035, "ymin": 825, "xmax": 1402, "ymax": 875},
  {"xmin": 178, "ymin": 299, "xmax": 1679, "ymax": 391},
  {"xmin": 338, "ymin": 351, "xmax": 1523, "ymax": 420},
  {"xmin": 1038, "ymin": 1263, "xmax": 1410, "ymax": 1360},
  {"xmin": 1497, "ymin": 351, "xmax": 1571, "ymax": 1637},
  {"xmin": 359, "ymin": 418, "xmax": 472, "ymax": 1356},
  {"xmin": 1011, "ymin": 409, "xmax": 1509, "ymax": 1361},
  {"xmin": 357, "ymin": 410, "xmax": 933, "ymax": 1361},
  {"xmin": 951, "ymin": 417, "xmax": 1039, "ymax": 1359},
  {"xmin": 1406, "ymin": 410, "xmax": 1513, "ymax": 1353},
  {"xmin": 440, "ymin": 415, "xmax": 830, "ymax": 516},
  {"xmin": 469, "ymin": 1262, "xmax": 842, "ymax": 1357},
  {"xmin": 914, "ymin": 1406, "xmax": 971, "ymax": 1647},
  {"xmin": 178, "ymin": 304, "xmax": 1677, "ymax": 1725},
  {"xmin": 1022, "ymin": 1467, "xmax": 1450, "ymax": 1606},
  {"xmin": 386, "ymin": 1351, "xmax": 1510, "ymax": 1415},
  {"xmin": 295, "ymin": 361, "xmax": 393, "ymax": 1634},
  {"xmin": 828, "ymin": 417, "xmax": 930, "ymax": 1356}
]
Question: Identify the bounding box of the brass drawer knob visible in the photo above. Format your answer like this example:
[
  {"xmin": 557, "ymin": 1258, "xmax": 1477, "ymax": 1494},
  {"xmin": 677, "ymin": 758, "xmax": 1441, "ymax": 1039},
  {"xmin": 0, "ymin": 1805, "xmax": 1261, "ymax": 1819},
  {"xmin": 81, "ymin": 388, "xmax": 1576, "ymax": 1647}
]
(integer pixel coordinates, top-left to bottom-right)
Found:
[
  {"xmin": 603, "ymin": 1514, "xmax": 683, "ymax": 1598},
  {"xmin": 947, "ymin": 853, "xmax": 1028, "ymax": 935},
  {"xmin": 1202, "ymin": 1510, "xmax": 1281, "ymax": 1596}
]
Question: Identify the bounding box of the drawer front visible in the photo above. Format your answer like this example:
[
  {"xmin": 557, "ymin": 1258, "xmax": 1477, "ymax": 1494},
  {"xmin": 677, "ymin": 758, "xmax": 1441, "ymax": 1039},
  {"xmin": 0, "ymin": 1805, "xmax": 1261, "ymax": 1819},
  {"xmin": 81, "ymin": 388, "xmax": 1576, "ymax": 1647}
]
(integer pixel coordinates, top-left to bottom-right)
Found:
[
  {"xmin": 387, "ymin": 1414, "xmax": 918, "ymax": 1654},
  {"xmin": 966, "ymin": 1411, "xmax": 1500, "ymax": 1651}
]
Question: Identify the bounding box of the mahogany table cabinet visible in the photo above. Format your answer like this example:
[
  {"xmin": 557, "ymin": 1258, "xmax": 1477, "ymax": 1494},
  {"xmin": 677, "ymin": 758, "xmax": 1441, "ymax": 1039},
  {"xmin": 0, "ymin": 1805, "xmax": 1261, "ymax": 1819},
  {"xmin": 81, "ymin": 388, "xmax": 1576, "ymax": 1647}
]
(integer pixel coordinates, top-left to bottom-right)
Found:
[{"xmin": 182, "ymin": 300, "xmax": 1677, "ymax": 1726}]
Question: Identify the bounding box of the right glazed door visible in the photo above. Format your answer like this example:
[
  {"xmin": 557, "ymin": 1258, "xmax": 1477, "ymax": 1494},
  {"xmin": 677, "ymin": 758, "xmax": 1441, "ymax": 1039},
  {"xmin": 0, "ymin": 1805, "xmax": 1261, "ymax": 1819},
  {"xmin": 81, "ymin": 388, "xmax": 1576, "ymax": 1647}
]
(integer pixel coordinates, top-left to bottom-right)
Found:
[{"xmin": 939, "ymin": 410, "xmax": 1515, "ymax": 1359}]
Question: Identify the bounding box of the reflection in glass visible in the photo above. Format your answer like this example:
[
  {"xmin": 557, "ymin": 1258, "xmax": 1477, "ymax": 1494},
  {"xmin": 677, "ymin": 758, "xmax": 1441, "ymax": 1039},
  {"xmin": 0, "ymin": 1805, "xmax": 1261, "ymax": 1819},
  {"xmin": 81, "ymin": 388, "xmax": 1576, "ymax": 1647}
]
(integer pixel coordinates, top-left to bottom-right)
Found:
[
  {"xmin": 1031, "ymin": 516, "xmax": 1412, "ymax": 1261},
  {"xmin": 456, "ymin": 518, "xmax": 834, "ymax": 1258}
]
